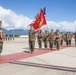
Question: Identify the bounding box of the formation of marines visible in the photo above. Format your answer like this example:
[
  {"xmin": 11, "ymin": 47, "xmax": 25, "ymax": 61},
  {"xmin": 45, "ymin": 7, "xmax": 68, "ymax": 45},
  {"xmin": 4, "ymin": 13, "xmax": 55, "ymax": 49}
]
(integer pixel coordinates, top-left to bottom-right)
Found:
[
  {"xmin": 0, "ymin": 20, "xmax": 76, "ymax": 58},
  {"xmin": 28, "ymin": 27, "xmax": 76, "ymax": 53}
]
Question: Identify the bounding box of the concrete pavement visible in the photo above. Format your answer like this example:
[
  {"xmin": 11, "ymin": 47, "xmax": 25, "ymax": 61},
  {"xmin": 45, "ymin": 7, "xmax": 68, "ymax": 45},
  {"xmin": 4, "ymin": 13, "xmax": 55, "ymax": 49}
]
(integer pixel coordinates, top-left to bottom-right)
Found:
[{"xmin": 0, "ymin": 37, "xmax": 76, "ymax": 75}]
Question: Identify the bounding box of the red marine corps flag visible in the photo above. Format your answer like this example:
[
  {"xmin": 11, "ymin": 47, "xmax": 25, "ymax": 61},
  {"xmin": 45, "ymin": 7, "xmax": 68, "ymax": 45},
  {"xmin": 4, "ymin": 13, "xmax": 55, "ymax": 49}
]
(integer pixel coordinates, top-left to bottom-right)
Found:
[{"xmin": 29, "ymin": 8, "xmax": 47, "ymax": 32}]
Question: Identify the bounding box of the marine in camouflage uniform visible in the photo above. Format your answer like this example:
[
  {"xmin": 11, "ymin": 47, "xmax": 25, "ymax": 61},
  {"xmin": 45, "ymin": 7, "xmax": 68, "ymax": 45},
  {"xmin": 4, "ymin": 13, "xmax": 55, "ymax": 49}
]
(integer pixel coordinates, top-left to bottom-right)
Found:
[
  {"xmin": 65, "ymin": 32, "xmax": 70, "ymax": 47},
  {"xmin": 68, "ymin": 32, "xmax": 72, "ymax": 46},
  {"xmin": 0, "ymin": 21, "xmax": 4, "ymax": 60},
  {"xmin": 37, "ymin": 30, "xmax": 43, "ymax": 50},
  {"xmin": 48, "ymin": 30, "xmax": 54, "ymax": 50},
  {"xmin": 43, "ymin": 30, "xmax": 48, "ymax": 49},
  {"xmin": 60, "ymin": 32, "xmax": 64, "ymax": 46},
  {"xmin": 74, "ymin": 32, "xmax": 76, "ymax": 46},
  {"xmin": 28, "ymin": 27, "xmax": 36, "ymax": 53},
  {"xmin": 54, "ymin": 30, "xmax": 60, "ymax": 50}
]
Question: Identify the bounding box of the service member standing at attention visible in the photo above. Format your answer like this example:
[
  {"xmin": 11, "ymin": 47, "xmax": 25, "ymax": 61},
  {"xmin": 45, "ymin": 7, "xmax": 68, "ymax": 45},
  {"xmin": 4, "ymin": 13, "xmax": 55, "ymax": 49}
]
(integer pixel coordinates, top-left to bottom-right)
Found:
[
  {"xmin": 28, "ymin": 26, "xmax": 36, "ymax": 53},
  {"xmin": 43, "ymin": 30, "xmax": 48, "ymax": 50},
  {"xmin": 48, "ymin": 30, "xmax": 54, "ymax": 50},
  {"xmin": 60, "ymin": 32, "xmax": 64, "ymax": 46},
  {"xmin": 68, "ymin": 32, "xmax": 72, "ymax": 47},
  {"xmin": 65, "ymin": 32, "xmax": 70, "ymax": 47},
  {"xmin": 37, "ymin": 30, "xmax": 43, "ymax": 50},
  {"xmin": 55, "ymin": 30, "xmax": 60, "ymax": 50},
  {"xmin": 0, "ymin": 21, "xmax": 4, "ymax": 60},
  {"xmin": 74, "ymin": 31, "xmax": 76, "ymax": 46}
]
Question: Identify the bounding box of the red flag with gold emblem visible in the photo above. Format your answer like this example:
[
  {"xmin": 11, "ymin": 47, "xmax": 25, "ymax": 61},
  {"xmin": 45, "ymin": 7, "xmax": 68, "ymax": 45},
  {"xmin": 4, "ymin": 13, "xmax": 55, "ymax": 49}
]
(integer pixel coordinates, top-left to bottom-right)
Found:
[{"xmin": 29, "ymin": 8, "xmax": 47, "ymax": 32}]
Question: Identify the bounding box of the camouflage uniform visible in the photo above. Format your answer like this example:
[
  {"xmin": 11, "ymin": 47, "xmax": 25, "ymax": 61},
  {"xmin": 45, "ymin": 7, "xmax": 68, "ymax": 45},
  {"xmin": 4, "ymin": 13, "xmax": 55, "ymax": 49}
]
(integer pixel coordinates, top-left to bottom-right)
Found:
[
  {"xmin": 37, "ymin": 30, "xmax": 43, "ymax": 49},
  {"xmin": 28, "ymin": 29, "xmax": 36, "ymax": 53},
  {"xmin": 54, "ymin": 30, "xmax": 60, "ymax": 50},
  {"xmin": 48, "ymin": 31, "xmax": 54, "ymax": 50},
  {"xmin": 65, "ymin": 32, "xmax": 70, "ymax": 47},
  {"xmin": 43, "ymin": 30, "xmax": 48, "ymax": 49},
  {"xmin": 74, "ymin": 32, "xmax": 76, "ymax": 46},
  {"xmin": 0, "ymin": 30, "xmax": 3, "ymax": 54},
  {"xmin": 60, "ymin": 33, "xmax": 64, "ymax": 46},
  {"xmin": 68, "ymin": 32, "xmax": 72, "ymax": 46},
  {"xmin": 0, "ymin": 21, "xmax": 4, "ymax": 59}
]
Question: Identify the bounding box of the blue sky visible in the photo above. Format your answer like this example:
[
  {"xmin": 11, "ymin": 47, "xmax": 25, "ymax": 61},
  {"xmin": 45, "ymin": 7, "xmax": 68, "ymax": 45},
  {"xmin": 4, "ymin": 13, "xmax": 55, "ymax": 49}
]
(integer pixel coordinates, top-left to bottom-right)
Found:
[
  {"xmin": 0, "ymin": 0, "xmax": 76, "ymax": 22},
  {"xmin": 0, "ymin": 0, "xmax": 76, "ymax": 31}
]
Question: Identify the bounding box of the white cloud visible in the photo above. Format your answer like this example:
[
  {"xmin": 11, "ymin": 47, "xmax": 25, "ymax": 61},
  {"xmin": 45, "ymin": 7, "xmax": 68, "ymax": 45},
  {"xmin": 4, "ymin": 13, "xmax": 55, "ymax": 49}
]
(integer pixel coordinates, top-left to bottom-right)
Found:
[
  {"xmin": 0, "ymin": 6, "xmax": 76, "ymax": 32},
  {"xmin": 47, "ymin": 21, "xmax": 76, "ymax": 32},
  {"xmin": 0, "ymin": 6, "xmax": 31, "ymax": 30}
]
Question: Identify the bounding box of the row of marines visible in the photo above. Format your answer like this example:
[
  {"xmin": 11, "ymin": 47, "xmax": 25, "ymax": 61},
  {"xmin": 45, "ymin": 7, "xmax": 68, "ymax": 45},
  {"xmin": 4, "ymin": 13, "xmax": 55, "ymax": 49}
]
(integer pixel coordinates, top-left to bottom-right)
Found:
[{"xmin": 29, "ymin": 27, "xmax": 76, "ymax": 53}]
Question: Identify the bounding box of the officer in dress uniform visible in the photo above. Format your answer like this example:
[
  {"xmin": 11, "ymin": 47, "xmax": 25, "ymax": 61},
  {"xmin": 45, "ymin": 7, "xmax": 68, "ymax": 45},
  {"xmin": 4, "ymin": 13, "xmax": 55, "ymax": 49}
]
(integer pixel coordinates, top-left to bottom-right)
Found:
[
  {"xmin": 28, "ymin": 26, "xmax": 36, "ymax": 53},
  {"xmin": 0, "ymin": 21, "xmax": 4, "ymax": 60}
]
